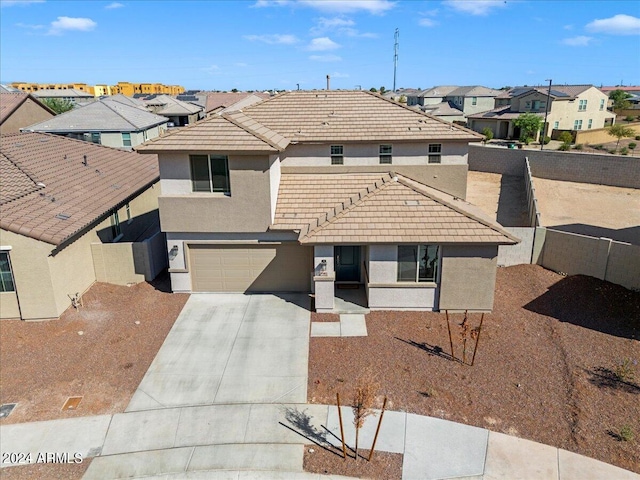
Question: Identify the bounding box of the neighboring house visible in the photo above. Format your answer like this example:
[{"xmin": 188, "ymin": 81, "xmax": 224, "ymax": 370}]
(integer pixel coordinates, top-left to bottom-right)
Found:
[
  {"xmin": 0, "ymin": 84, "xmax": 21, "ymax": 93},
  {"xmin": 136, "ymin": 90, "xmax": 517, "ymax": 313},
  {"xmin": 0, "ymin": 132, "xmax": 161, "ymax": 320},
  {"xmin": 203, "ymin": 92, "xmax": 269, "ymax": 116},
  {"xmin": 468, "ymin": 85, "xmax": 616, "ymax": 140},
  {"xmin": 142, "ymin": 94, "xmax": 203, "ymax": 126},
  {"xmin": 383, "ymin": 88, "xmax": 422, "ymax": 103},
  {"xmin": 408, "ymin": 86, "xmax": 502, "ymax": 123},
  {"xmin": 31, "ymin": 88, "xmax": 96, "ymax": 107},
  {"xmin": 0, "ymin": 92, "xmax": 55, "ymax": 135},
  {"xmin": 412, "ymin": 101, "xmax": 465, "ymax": 124},
  {"xmin": 22, "ymin": 98, "xmax": 169, "ymax": 149}
]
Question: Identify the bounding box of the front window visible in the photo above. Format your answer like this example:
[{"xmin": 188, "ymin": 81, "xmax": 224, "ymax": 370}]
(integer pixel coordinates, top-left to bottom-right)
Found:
[
  {"xmin": 0, "ymin": 252, "xmax": 15, "ymax": 292},
  {"xmin": 90, "ymin": 132, "xmax": 101, "ymax": 144},
  {"xmin": 574, "ymin": 119, "xmax": 583, "ymax": 130},
  {"xmin": 397, "ymin": 245, "xmax": 439, "ymax": 283},
  {"xmin": 428, "ymin": 143, "xmax": 441, "ymax": 164},
  {"xmin": 553, "ymin": 121, "xmax": 559, "ymax": 129},
  {"xmin": 331, "ymin": 145, "xmax": 344, "ymax": 165},
  {"xmin": 122, "ymin": 132, "xmax": 131, "ymax": 147},
  {"xmin": 588, "ymin": 119, "xmax": 593, "ymax": 129},
  {"xmin": 578, "ymin": 99, "xmax": 587, "ymax": 111},
  {"xmin": 379, "ymin": 144, "xmax": 392, "ymax": 164},
  {"xmin": 190, "ymin": 154, "xmax": 230, "ymax": 194}
]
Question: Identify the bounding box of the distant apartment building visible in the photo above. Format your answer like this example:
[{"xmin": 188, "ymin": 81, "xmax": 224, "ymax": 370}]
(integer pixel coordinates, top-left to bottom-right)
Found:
[
  {"xmin": 11, "ymin": 82, "xmax": 94, "ymax": 94},
  {"xmin": 111, "ymin": 82, "xmax": 185, "ymax": 97},
  {"xmin": 10, "ymin": 82, "xmax": 185, "ymax": 98}
]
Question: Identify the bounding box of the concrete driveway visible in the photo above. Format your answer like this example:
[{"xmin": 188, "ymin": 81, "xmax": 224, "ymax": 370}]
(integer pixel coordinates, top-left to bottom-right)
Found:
[{"xmin": 126, "ymin": 293, "xmax": 310, "ymax": 411}]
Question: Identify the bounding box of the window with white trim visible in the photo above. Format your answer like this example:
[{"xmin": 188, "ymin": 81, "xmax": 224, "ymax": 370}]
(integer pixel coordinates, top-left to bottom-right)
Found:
[
  {"xmin": 122, "ymin": 132, "xmax": 132, "ymax": 147},
  {"xmin": 397, "ymin": 245, "xmax": 439, "ymax": 283},
  {"xmin": 428, "ymin": 143, "xmax": 441, "ymax": 164},
  {"xmin": 578, "ymin": 99, "xmax": 587, "ymax": 111},
  {"xmin": 330, "ymin": 145, "xmax": 344, "ymax": 165},
  {"xmin": 0, "ymin": 252, "xmax": 15, "ymax": 292},
  {"xmin": 553, "ymin": 121, "xmax": 559, "ymax": 129},
  {"xmin": 472, "ymin": 97, "xmax": 477, "ymax": 106},
  {"xmin": 190, "ymin": 155, "xmax": 230, "ymax": 194},
  {"xmin": 379, "ymin": 144, "xmax": 392, "ymax": 164},
  {"xmin": 599, "ymin": 99, "xmax": 605, "ymax": 111},
  {"xmin": 574, "ymin": 119, "xmax": 583, "ymax": 130}
]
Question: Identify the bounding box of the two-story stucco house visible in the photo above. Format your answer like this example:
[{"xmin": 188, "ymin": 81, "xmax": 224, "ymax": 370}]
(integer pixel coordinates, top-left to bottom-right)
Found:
[
  {"xmin": 468, "ymin": 85, "xmax": 616, "ymax": 140},
  {"xmin": 137, "ymin": 91, "xmax": 518, "ymax": 313},
  {"xmin": 407, "ymin": 86, "xmax": 502, "ymax": 123}
]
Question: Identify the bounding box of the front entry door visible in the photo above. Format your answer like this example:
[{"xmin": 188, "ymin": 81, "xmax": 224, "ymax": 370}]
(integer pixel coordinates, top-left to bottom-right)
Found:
[{"xmin": 335, "ymin": 246, "xmax": 360, "ymax": 282}]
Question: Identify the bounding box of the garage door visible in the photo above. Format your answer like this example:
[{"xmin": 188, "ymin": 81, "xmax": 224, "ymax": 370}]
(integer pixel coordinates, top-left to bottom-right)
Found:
[{"xmin": 189, "ymin": 244, "xmax": 312, "ymax": 292}]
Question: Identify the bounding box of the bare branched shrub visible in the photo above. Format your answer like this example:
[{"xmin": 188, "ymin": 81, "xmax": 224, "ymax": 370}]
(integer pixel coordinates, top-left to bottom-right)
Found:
[{"xmin": 352, "ymin": 377, "xmax": 380, "ymax": 461}]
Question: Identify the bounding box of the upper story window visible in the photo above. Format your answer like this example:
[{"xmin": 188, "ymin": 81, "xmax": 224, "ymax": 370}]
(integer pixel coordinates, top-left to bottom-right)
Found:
[
  {"xmin": 472, "ymin": 97, "xmax": 477, "ymax": 106},
  {"xmin": 525, "ymin": 100, "xmax": 531, "ymax": 109},
  {"xmin": 397, "ymin": 245, "xmax": 439, "ymax": 283},
  {"xmin": 599, "ymin": 99, "xmax": 605, "ymax": 111},
  {"xmin": 122, "ymin": 132, "xmax": 132, "ymax": 147},
  {"xmin": 190, "ymin": 154, "xmax": 230, "ymax": 194},
  {"xmin": 578, "ymin": 99, "xmax": 587, "ymax": 111},
  {"xmin": 330, "ymin": 145, "xmax": 344, "ymax": 165},
  {"xmin": 379, "ymin": 144, "xmax": 392, "ymax": 164},
  {"xmin": 532, "ymin": 100, "xmax": 545, "ymax": 111},
  {"xmin": 0, "ymin": 252, "xmax": 15, "ymax": 292},
  {"xmin": 428, "ymin": 144, "xmax": 442, "ymax": 164}
]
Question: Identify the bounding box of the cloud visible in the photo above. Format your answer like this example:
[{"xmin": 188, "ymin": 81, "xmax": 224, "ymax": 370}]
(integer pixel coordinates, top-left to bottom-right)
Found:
[
  {"xmin": 308, "ymin": 36, "xmax": 340, "ymax": 51},
  {"xmin": 310, "ymin": 17, "xmax": 376, "ymax": 37},
  {"xmin": 563, "ymin": 24, "xmax": 573, "ymax": 30},
  {"xmin": 331, "ymin": 72, "xmax": 349, "ymax": 78},
  {"xmin": 48, "ymin": 16, "xmax": 97, "ymax": 35},
  {"xmin": 309, "ymin": 54, "xmax": 342, "ymax": 62},
  {"xmin": 254, "ymin": 0, "xmax": 394, "ymax": 14},
  {"xmin": 0, "ymin": 0, "xmax": 44, "ymax": 7},
  {"xmin": 443, "ymin": 0, "xmax": 507, "ymax": 16},
  {"xmin": 16, "ymin": 22, "xmax": 44, "ymax": 29},
  {"xmin": 105, "ymin": 2, "xmax": 123, "ymax": 9},
  {"xmin": 202, "ymin": 65, "xmax": 220, "ymax": 75},
  {"xmin": 586, "ymin": 14, "xmax": 640, "ymax": 36},
  {"xmin": 419, "ymin": 18, "xmax": 437, "ymax": 27},
  {"xmin": 243, "ymin": 34, "xmax": 298, "ymax": 44},
  {"xmin": 234, "ymin": 62, "xmax": 248, "ymax": 67},
  {"xmin": 562, "ymin": 35, "xmax": 593, "ymax": 47}
]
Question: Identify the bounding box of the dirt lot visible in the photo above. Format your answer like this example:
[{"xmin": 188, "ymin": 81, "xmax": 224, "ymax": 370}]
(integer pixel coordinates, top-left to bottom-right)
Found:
[
  {"xmin": 308, "ymin": 265, "xmax": 640, "ymax": 474},
  {"xmin": 0, "ymin": 274, "xmax": 189, "ymax": 425}
]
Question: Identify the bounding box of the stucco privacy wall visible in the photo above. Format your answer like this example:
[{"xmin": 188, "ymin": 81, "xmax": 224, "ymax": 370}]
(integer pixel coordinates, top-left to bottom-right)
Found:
[
  {"xmin": 468, "ymin": 144, "xmax": 640, "ymax": 188},
  {"xmin": 439, "ymin": 245, "xmax": 498, "ymax": 311},
  {"xmin": 158, "ymin": 154, "xmax": 272, "ymax": 232},
  {"xmin": 538, "ymin": 229, "xmax": 640, "ymax": 290},
  {"xmin": 497, "ymin": 227, "xmax": 534, "ymax": 266},
  {"xmin": 574, "ymin": 123, "xmax": 640, "ymax": 145},
  {"xmin": 282, "ymin": 164, "xmax": 468, "ymax": 199},
  {"xmin": 281, "ymin": 142, "xmax": 470, "ymax": 166}
]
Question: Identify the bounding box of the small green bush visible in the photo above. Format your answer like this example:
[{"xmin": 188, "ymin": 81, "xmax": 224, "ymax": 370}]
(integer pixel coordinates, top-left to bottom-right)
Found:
[
  {"xmin": 620, "ymin": 147, "xmax": 629, "ymax": 155},
  {"xmin": 624, "ymin": 115, "xmax": 635, "ymax": 122},
  {"xmin": 558, "ymin": 143, "xmax": 571, "ymax": 151},
  {"xmin": 543, "ymin": 136, "xmax": 551, "ymax": 145},
  {"xmin": 574, "ymin": 144, "xmax": 584, "ymax": 150},
  {"xmin": 482, "ymin": 127, "xmax": 494, "ymax": 141},
  {"xmin": 608, "ymin": 148, "xmax": 617, "ymax": 154},
  {"xmin": 620, "ymin": 425, "xmax": 634, "ymax": 442},
  {"xmin": 635, "ymin": 135, "xmax": 640, "ymax": 141},
  {"xmin": 594, "ymin": 144, "xmax": 604, "ymax": 150},
  {"xmin": 558, "ymin": 131, "xmax": 573, "ymax": 144},
  {"xmin": 629, "ymin": 142, "xmax": 637, "ymax": 149},
  {"xmin": 615, "ymin": 358, "xmax": 636, "ymax": 382}
]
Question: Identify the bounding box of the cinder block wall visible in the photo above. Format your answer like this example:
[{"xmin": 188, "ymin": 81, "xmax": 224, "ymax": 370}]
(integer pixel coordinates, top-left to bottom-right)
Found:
[{"xmin": 497, "ymin": 227, "xmax": 534, "ymax": 266}]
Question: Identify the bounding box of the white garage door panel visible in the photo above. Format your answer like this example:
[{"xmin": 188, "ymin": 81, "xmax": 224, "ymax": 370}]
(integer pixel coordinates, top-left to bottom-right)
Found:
[{"xmin": 189, "ymin": 244, "xmax": 311, "ymax": 292}]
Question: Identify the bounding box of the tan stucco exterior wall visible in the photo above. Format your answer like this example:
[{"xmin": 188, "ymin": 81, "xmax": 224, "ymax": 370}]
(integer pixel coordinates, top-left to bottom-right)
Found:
[
  {"xmin": 159, "ymin": 155, "xmax": 272, "ymax": 233},
  {"xmin": 1, "ymin": 99, "xmax": 54, "ymax": 134},
  {"xmin": 438, "ymin": 245, "xmax": 498, "ymax": 311}
]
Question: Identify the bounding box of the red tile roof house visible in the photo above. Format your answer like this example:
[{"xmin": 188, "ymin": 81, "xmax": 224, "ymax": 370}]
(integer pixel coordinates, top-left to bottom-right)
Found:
[
  {"xmin": 137, "ymin": 90, "xmax": 518, "ymax": 313},
  {"xmin": 0, "ymin": 132, "xmax": 161, "ymax": 320}
]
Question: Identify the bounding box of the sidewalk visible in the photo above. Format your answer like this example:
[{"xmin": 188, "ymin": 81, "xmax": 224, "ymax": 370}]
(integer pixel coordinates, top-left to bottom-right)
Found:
[{"xmin": 1, "ymin": 403, "xmax": 638, "ymax": 479}]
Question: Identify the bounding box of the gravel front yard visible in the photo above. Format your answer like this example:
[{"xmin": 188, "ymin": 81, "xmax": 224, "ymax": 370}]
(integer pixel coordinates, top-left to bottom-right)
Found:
[
  {"xmin": 0, "ymin": 274, "xmax": 189, "ymax": 425},
  {"xmin": 308, "ymin": 265, "xmax": 640, "ymax": 474}
]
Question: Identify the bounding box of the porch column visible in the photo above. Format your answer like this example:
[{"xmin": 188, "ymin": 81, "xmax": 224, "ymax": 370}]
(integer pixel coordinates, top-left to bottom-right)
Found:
[{"xmin": 313, "ymin": 245, "xmax": 335, "ymax": 313}]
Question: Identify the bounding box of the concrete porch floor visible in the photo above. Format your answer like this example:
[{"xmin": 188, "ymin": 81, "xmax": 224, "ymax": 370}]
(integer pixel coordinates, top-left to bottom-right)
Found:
[{"xmin": 332, "ymin": 285, "xmax": 369, "ymax": 314}]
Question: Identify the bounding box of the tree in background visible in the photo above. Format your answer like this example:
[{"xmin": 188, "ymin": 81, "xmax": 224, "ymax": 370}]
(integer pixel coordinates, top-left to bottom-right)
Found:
[
  {"xmin": 369, "ymin": 87, "xmax": 378, "ymax": 93},
  {"xmin": 609, "ymin": 89, "xmax": 632, "ymax": 110},
  {"xmin": 607, "ymin": 124, "xmax": 636, "ymax": 150},
  {"xmin": 41, "ymin": 98, "xmax": 74, "ymax": 115},
  {"xmin": 379, "ymin": 86, "xmax": 386, "ymax": 94},
  {"xmin": 482, "ymin": 127, "xmax": 494, "ymax": 142},
  {"xmin": 513, "ymin": 113, "xmax": 543, "ymax": 144}
]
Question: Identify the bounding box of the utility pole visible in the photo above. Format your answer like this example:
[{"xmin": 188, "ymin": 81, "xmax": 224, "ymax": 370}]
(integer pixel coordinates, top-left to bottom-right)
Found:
[
  {"xmin": 393, "ymin": 28, "xmax": 399, "ymax": 92},
  {"xmin": 541, "ymin": 79, "xmax": 552, "ymax": 151}
]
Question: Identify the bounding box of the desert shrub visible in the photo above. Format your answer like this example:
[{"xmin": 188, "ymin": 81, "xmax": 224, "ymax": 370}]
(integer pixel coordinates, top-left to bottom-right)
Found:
[
  {"xmin": 635, "ymin": 135, "xmax": 640, "ymax": 141},
  {"xmin": 594, "ymin": 144, "xmax": 604, "ymax": 150},
  {"xmin": 620, "ymin": 147, "xmax": 629, "ymax": 155},
  {"xmin": 574, "ymin": 143, "xmax": 583, "ymax": 150},
  {"xmin": 628, "ymin": 142, "xmax": 636, "ymax": 149},
  {"xmin": 558, "ymin": 143, "xmax": 571, "ymax": 151},
  {"xmin": 543, "ymin": 136, "xmax": 551, "ymax": 145},
  {"xmin": 620, "ymin": 425, "xmax": 635, "ymax": 442},
  {"xmin": 608, "ymin": 148, "xmax": 617, "ymax": 154},
  {"xmin": 615, "ymin": 358, "xmax": 637, "ymax": 381},
  {"xmin": 558, "ymin": 131, "xmax": 573, "ymax": 144},
  {"xmin": 482, "ymin": 127, "xmax": 494, "ymax": 141},
  {"xmin": 624, "ymin": 115, "xmax": 635, "ymax": 122}
]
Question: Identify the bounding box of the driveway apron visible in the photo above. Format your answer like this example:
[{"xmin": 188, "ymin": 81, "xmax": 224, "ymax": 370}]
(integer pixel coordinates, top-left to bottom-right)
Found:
[{"xmin": 126, "ymin": 293, "xmax": 310, "ymax": 411}]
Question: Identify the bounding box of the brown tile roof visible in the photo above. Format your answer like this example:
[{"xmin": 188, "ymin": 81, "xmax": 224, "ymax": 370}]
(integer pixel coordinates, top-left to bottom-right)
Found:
[
  {"xmin": 1, "ymin": 92, "xmax": 55, "ymax": 125},
  {"xmin": 135, "ymin": 113, "xmax": 288, "ymax": 153},
  {"xmin": 204, "ymin": 92, "xmax": 269, "ymax": 113},
  {"xmin": 244, "ymin": 90, "xmax": 482, "ymax": 142},
  {"xmin": 1, "ymin": 132, "xmax": 159, "ymax": 247},
  {"xmin": 272, "ymin": 173, "xmax": 518, "ymax": 245}
]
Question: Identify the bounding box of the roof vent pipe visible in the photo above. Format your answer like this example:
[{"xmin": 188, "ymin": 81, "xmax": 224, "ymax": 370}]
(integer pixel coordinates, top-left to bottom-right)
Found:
[
  {"xmin": 326, "ymin": 74, "xmax": 330, "ymax": 90},
  {"xmin": 82, "ymin": 155, "xmax": 87, "ymax": 166}
]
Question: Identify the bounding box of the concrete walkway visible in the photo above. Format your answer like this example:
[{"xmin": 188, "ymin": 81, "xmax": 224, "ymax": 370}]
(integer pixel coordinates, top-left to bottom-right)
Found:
[{"xmin": 1, "ymin": 294, "xmax": 638, "ymax": 479}]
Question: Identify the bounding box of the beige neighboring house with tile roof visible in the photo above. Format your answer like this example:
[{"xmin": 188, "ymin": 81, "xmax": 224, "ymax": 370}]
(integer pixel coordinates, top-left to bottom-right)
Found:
[
  {"xmin": 204, "ymin": 92, "xmax": 269, "ymax": 115},
  {"xmin": 136, "ymin": 90, "xmax": 517, "ymax": 312},
  {"xmin": 0, "ymin": 132, "xmax": 163, "ymax": 320},
  {"xmin": 0, "ymin": 92, "xmax": 55, "ymax": 135},
  {"xmin": 469, "ymin": 85, "xmax": 615, "ymax": 140},
  {"xmin": 407, "ymin": 86, "xmax": 502, "ymax": 122},
  {"xmin": 142, "ymin": 95, "xmax": 204, "ymax": 126}
]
